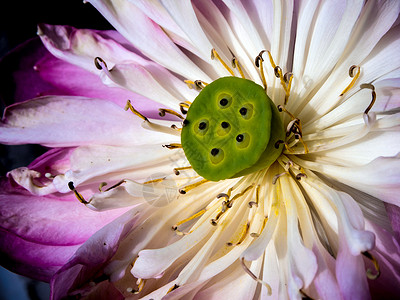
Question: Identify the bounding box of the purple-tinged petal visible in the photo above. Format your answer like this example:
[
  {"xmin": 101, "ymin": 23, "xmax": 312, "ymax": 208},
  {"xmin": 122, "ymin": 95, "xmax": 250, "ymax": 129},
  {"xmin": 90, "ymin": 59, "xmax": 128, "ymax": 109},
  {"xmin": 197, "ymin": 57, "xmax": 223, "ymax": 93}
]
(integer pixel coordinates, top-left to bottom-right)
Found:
[
  {"xmin": 336, "ymin": 227, "xmax": 371, "ymax": 300},
  {"xmin": 0, "ymin": 96, "xmax": 171, "ymax": 147},
  {"xmin": 35, "ymin": 53, "xmax": 162, "ymax": 113},
  {"xmin": 0, "ymin": 38, "xmax": 59, "ymax": 104},
  {"xmin": 50, "ymin": 208, "xmax": 140, "ymax": 300},
  {"xmin": 0, "ymin": 228, "xmax": 79, "ymax": 282},
  {"xmin": 385, "ymin": 202, "xmax": 400, "ymax": 243},
  {"xmin": 0, "ymin": 180, "xmax": 125, "ymax": 247},
  {"xmin": 365, "ymin": 220, "xmax": 400, "ymax": 299}
]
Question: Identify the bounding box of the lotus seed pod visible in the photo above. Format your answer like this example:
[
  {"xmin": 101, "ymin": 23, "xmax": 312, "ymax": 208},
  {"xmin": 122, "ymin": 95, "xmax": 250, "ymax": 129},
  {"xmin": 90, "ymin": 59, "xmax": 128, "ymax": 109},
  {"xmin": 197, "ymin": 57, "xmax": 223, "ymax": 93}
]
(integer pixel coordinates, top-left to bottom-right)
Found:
[{"xmin": 181, "ymin": 77, "xmax": 285, "ymax": 181}]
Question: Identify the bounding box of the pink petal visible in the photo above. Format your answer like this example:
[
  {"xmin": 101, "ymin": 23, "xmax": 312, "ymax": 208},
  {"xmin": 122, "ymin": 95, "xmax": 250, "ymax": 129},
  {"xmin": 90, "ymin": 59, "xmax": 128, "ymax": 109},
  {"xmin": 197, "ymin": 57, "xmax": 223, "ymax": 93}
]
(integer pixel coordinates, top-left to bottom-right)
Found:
[
  {"xmin": 35, "ymin": 53, "xmax": 161, "ymax": 115},
  {"xmin": 50, "ymin": 209, "xmax": 139, "ymax": 300},
  {"xmin": 365, "ymin": 220, "xmax": 400, "ymax": 299},
  {"xmin": 0, "ymin": 180, "xmax": 125, "ymax": 246},
  {"xmin": 0, "ymin": 96, "xmax": 164, "ymax": 147},
  {"xmin": 0, "ymin": 228, "xmax": 79, "ymax": 282},
  {"xmin": 385, "ymin": 202, "xmax": 400, "ymax": 242},
  {"xmin": 0, "ymin": 37, "xmax": 58, "ymax": 104},
  {"xmin": 336, "ymin": 228, "xmax": 371, "ymax": 300}
]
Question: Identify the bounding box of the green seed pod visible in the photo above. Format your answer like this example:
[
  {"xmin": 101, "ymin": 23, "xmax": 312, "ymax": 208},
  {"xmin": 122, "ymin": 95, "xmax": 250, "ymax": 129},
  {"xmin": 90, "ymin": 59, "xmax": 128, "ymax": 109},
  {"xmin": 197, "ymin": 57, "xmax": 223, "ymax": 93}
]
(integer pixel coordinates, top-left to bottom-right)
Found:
[{"xmin": 181, "ymin": 77, "xmax": 285, "ymax": 181}]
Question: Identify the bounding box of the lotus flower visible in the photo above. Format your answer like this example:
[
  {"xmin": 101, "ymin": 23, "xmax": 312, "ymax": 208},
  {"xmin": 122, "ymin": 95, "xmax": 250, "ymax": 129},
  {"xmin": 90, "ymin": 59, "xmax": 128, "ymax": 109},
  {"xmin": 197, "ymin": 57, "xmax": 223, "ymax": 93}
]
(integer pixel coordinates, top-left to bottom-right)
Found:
[{"xmin": 1, "ymin": 1, "xmax": 400, "ymax": 299}]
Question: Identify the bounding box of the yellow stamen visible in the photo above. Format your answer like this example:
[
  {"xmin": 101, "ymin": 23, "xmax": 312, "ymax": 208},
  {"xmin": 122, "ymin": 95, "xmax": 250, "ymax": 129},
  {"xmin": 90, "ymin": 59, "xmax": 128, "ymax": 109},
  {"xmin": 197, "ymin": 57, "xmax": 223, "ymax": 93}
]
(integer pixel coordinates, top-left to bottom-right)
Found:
[
  {"xmin": 255, "ymin": 50, "xmax": 267, "ymax": 90},
  {"xmin": 184, "ymin": 80, "xmax": 209, "ymax": 90},
  {"xmin": 211, "ymin": 48, "xmax": 235, "ymax": 76},
  {"xmin": 68, "ymin": 181, "xmax": 90, "ymax": 204},
  {"xmin": 267, "ymin": 51, "xmax": 287, "ymax": 93},
  {"xmin": 241, "ymin": 258, "xmax": 272, "ymax": 295},
  {"xmin": 362, "ymin": 251, "xmax": 380, "ymax": 280},
  {"xmin": 98, "ymin": 182, "xmax": 107, "ymax": 192},
  {"xmin": 172, "ymin": 209, "xmax": 206, "ymax": 231},
  {"xmin": 174, "ymin": 166, "xmax": 193, "ymax": 175},
  {"xmin": 179, "ymin": 178, "xmax": 209, "ymax": 194},
  {"xmin": 133, "ymin": 278, "xmax": 145, "ymax": 294},
  {"xmin": 125, "ymin": 100, "xmax": 149, "ymax": 122},
  {"xmin": 232, "ymin": 56, "xmax": 245, "ymax": 79},
  {"xmin": 179, "ymin": 101, "xmax": 191, "ymax": 115},
  {"xmin": 340, "ymin": 65, "xmax": 360, "ymax": 96},
  {"xmin": 159, "ymin": 108, "xmax": 184, "ymax": 119},
  {"xmin": 227, "ymin": 222, "xmax": 250, "ymax": 246},
  {"xmin": 248, "ymin": 185, "xmax": 260, "ymax": 207},
  {"xmin": 360, "ymin": 83, "xmax": 376, "ymax": 115},
  {"xmin": 284, "ymin": 72, "xmax": 293, "ymax": 105},
  {"xmin": 162, "ymin": 143, "xmax": 182, "ymax": 149},
  {"xmin": 143, "ymin": 177, "xmax": 165, "ymax": 184},
  {"xmin": 167, "ymin": 284, "xmax": 179, "ymax": 294}
]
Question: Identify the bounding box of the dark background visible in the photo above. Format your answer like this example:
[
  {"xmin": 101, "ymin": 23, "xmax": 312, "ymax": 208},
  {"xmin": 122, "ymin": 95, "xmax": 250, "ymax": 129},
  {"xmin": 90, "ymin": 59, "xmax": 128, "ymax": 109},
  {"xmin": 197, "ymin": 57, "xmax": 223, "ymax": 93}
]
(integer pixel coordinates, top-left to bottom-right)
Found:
[{"xmin": 0, "ymin": 1, "xmax": 112, "ymax": 299}]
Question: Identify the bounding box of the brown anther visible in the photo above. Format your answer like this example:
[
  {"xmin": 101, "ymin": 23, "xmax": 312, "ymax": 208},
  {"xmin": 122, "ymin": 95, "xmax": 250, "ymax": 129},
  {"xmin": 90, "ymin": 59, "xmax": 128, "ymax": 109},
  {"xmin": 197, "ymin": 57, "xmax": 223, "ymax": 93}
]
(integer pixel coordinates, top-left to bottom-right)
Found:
[
  {"xmin": 272, "ymin": 172, "xmax": 287, "ymax": 184},
  {"xmin": 68, "ymin": 181, "xmax": 90, "ymax": 204},
  {"xmin": 283, "ymin": 72, "xmax": 293, "ymax": 84},
  {"xmin": 217, "ymin": 192, "xmax": 230, "ymax": 200},
  {"xmin": 210, "ymin": 219, "xmax": 218, "ymax": 226},
  {"xmin": 162, "ymin": 143, "xmax": 182, "ymax": 149},
  {"xmin": 173, "ymin": 166, "xmax": 192, "ymax": 175},
  {"xmin": 296, "ymin": 173, "xmax": 307, "ymax": 180},
  {"xmin": 98, "ymin": 182, "xmax": 107, "ymax": 192},
  {"xmin": 94, "ymin": 57, "xmax": 108, "ymax": 70},
  {"xmin": 274, "ymin": 66, "xmax": 282, "ymax": 78},
  {"xmin": 250, "ymin": 232, "xmax": 260, "ymax": 238},
  {"xmin": 349, "ymin": 65, "xmax": 358, "ymax": 77},
  {"xmin": 248, "ymin": 201, "xmax": 258, "ymax": 208},
  {"xmin": 159, "ymin": 108, "xmax": 184, "ymax": 119},
  {"xmin": 255, "ymin": 50, "xmax": 266, "ymax": 68},
  {"xmin": 275, "ymin": 140, "xmax": 285, "ymax": 149},
  {"xmin": 340, "ymin": 65, "xmax": 361, "ymax": 96},
  {"xmin": 179, "ymin": 178, "xmax": 209, "ymax": 194},
  {"xmin": 179, "ymin": 102, "xmax": 190, "ymax": 115},
  {"xmin": 125, "ymin": 100, "xmax": 149, "ymax": 122},
  {"xmin": 362, "ymin": 251, "xmax": 380, "ymax": 280},
  {"xmin": 360, "ymin": 83, "xmax": 376, "ymax": 115},
  {"xmin": 171, "ymin": 124, "xmax": 181, "ymax": 131},
  {"xmin": 167, "ymin": 284, "xmax": 179, "ymax": 294}
]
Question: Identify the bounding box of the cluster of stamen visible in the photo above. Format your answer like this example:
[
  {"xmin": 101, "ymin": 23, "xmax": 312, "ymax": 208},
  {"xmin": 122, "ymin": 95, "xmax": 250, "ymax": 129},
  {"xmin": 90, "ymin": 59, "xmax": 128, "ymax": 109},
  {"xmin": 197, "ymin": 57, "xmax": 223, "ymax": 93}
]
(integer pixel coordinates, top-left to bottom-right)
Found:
[{"xmin": 64, "ymin": 51, "xmax": 382, "ymax": 298}]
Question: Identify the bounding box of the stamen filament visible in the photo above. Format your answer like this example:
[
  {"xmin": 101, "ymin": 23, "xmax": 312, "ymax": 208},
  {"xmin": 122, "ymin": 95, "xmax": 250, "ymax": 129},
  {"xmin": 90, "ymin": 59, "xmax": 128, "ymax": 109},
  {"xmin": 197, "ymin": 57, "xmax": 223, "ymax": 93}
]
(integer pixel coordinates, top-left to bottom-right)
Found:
[
  {"xmin": 362, "ymin": 251, "xmax": 380, "ymax": 280},
  {"xmin": 255, "ymin": 50, "xmax": 267, "ymax": 90},
  {"xmin": 232, "ymin": 56, "xmax": 245, "ymax": 79},
  {"xmin": 241, "ymin": 258, "xmax": 272, "ymax": 295},
  {"xmin": 179, "ymin": 178, "xmax": 209, "ymax": 194},
  {"xmin": 68, "ymin": 181, "xmax": 90, "ymax": 204},
  {"xmin": 179, "ymin": 101, "xmax": 191, "ymax": 115},
  {"xmin": 162, "ymin": 143, "xmax": 183, "ymax": 149},
  {"xmin": 159, "ymin": 108, "xmax": 184, "ymax": 119},
  {"xmin": 227, "ymin": 222, "xmax": 250, "ymax": 246},
  {"xmin": 143, "ymin": 177, "xmax": 165, "ymax": 184},
  {"xmin": 184, "ymin": 80, "xmax": 209, "ymax": 91},
  {"xmin": 211, "ymin": 48, "xmax": 235, "ymax": 76},
  {"xmin": 360, "ymin": 83, "xmax": 376, "ymax": 115},
  {"xmin": 172, "ymin": 209, "xmax": 206, "ymax": 230},
  {"xmin": 340, "ymin": 65, "xmax": 360, "ymax": 96},
  {"xmin": 267, "ymin": 51, "xmax": 287, "ymax": 94},
  {"xmin": 174, "ymin": 166, "xmax": 193, "ymax": 175},
  {"xmin": 125, "ymin": 100, "xmax": 149, "ymax": 122}
]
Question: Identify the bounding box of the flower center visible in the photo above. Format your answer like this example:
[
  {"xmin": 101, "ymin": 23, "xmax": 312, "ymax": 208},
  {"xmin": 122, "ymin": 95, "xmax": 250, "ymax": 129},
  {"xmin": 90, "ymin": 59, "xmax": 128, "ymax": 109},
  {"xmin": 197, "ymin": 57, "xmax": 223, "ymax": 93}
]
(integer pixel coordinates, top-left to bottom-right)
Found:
[{"xmin": 181, "ymin": 77, "xmax": 285, "ymax": 181}]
